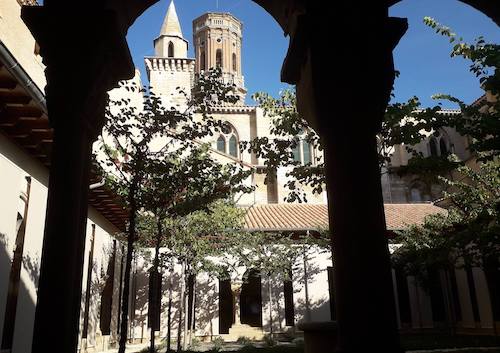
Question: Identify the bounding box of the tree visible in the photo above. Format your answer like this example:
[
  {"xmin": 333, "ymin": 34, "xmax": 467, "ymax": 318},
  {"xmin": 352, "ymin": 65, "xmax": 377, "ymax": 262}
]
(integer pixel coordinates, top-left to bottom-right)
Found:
[
  {"xmin": 97, "ymin": 67, "xmax": 242, "ymax": 353},
  {"xmin": 423, "ymin": 17, "xmax": 500, "ymax": 161},
  {"xmin": 242, "ymin": 89, "xmax": 454, "ymax": 202},
  {"xmin": 162, "ymin": 201, "xmax": 246, "ymax": 350},
  {"xmin": 392, "ymin": 160, "xmax": 500, "ymax": 329},
  {"xmin": 136, "ymin": 141, "xmax": 252, "ymax": 352}
]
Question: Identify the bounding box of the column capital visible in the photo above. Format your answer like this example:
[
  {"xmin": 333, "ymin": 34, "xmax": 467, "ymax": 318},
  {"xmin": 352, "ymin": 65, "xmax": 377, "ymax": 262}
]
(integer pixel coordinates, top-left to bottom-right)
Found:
[{"xmin": 20, "ymin": 5, "xmax": 151, "ymax": 138}]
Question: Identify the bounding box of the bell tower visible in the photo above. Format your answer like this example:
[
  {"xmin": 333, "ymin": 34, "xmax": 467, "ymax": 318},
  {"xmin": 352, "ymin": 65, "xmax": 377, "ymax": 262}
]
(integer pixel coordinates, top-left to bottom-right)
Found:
[
  {"xmin": 145, "ymin": 0, "xmax": 195, "ymax": 109},
  {"xmin": 192, "ymin": 12, "xmax": 247, "ymax": 103}
]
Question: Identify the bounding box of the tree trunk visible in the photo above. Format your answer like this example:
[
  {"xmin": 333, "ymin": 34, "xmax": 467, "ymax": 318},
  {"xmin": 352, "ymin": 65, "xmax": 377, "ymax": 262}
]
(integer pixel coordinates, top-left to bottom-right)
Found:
[
  {"xmin": 302, "ymin": 245, "xmax": 311, "ymax": 322},
  {"xmin": 176, "ymin": 261, "xmax": 186, "ymax": 353},
  {"xmin": 150, "ymin": 219, "xmax": 163, "ymax": 353},
  {"xmin": 189, "ymin": 279, "xmax": 196, "ymax": 346},
  {"xmin": 268, "ymin": 273, "xmax": 273, "ymax": 336},
  {"xmin": 166, "ymin": 273, "xmax": 173, "ymax": 353},
  {"xmin": 118, "ymin": 181, "xmax": 138, "ymax": 353},
  {"xmin": 182, "ymin": 270, "xmax": 189, "ymax": 351}
]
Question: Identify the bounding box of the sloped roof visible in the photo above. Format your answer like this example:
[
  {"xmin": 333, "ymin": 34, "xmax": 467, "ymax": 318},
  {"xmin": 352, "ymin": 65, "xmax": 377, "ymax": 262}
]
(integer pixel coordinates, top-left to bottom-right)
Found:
[
  {"xmin": 0, "ymin": 49, "xmax": 128, "ymax": 232},
  {"xmin": 243, "ymin": 203, "xmax": 446, "ymax": 232},
  {"xmin": 160, "ymin": 0, "xmax": 183, "ymax": 38}
]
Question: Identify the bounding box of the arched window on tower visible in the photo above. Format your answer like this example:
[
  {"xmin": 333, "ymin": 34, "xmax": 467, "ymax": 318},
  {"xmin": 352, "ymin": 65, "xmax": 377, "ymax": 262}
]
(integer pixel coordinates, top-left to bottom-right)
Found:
[
  {"xmin": 229, "ymin": 135, "xmax": 238, "ymax": 157},
  {"xmin": 168, "ymin": 41, "xmax": 174, "ymax": 58},
  {"xmin": 232, "ymin": 53, "xmax": 237, "ymax": 72},
  {"xmin": 216, "ymin": 49, "xmax": 223, "ymax": 68},
  {"xmin": 200, "ymin": 51, "xmax": 206, "ymax": 71},
  {"xmin": 217, "ymin": 136, "xmax": 226, "ymax": 153}
]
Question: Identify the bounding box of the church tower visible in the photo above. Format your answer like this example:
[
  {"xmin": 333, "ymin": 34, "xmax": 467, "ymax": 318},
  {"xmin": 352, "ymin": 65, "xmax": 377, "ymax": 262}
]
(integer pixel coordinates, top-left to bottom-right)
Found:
[
  {"xmin": 192, "ymin": 12, "xmax": 247, "ymax": 103},
  {"xmin": 145, "ymin": 0, "xmax": 195, "ymax": 108}
]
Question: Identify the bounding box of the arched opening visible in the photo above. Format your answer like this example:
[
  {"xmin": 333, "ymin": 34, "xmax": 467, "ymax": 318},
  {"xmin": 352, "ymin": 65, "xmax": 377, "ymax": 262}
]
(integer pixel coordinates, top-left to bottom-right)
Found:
[
  {"xmin": 168, "ymin": 41, "xmax": 174, "ymax": 58},
  {"xmin": 232, "ymin": 53, "xmax": 237, "ymax": 72},
  {"xmin": 217, "ymin": 135, "xmax": 226, "ymax": 153},
  {"xmin": 240, "ymin": 269, "xmax": 262, "ymax": 327},
  {"xmin": 216, "ymin": 49, "xmax": 223, "ymax": 68},
  {"xmin": 229, "ymin": 135, "xmax": 238, "ymax": 157},
  {"xmin": 200, "ymin": 50, "xmax": 206, "ymax": 71},
  {"xmin": 410, "ymin": 186, "xmax": 422, "ymax": 202},
  {"xmin": 218, "ymin": 276, "xmax": 233, "ymax": 334},
  {"xmin": 291, "ymin": 140, "xmax": 301, "ymax": 163},
  {"xmin": 303, "ymin": 141, "xmax": 313, "ymax": 165}
]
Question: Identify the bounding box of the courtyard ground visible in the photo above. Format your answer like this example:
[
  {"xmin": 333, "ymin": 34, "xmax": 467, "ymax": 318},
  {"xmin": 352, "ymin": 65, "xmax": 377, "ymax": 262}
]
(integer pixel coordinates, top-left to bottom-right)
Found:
[{"xmin": 125, "ymin": 333, "xmax": 500, "ymax": 353}]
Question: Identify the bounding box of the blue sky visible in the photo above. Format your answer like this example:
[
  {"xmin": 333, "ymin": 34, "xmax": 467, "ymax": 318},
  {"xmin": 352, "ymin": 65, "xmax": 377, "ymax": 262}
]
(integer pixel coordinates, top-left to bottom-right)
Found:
[{"xmin": 126, "ymin": 0, "xmax": 499, "ymax": 108}]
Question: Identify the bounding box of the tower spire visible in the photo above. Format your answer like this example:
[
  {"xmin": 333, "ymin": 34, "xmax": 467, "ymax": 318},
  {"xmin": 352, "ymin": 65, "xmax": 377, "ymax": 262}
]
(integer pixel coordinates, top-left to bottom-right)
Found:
[{"xmin": 160, "ymin": 0, "xmax": 183, "ymax": 38}]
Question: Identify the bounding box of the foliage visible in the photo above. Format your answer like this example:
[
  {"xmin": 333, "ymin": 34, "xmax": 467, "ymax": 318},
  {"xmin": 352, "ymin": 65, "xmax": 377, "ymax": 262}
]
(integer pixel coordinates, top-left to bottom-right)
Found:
[
  {"xmin": 243, "ymin": 90, "xmax": 457, "ymax": 202},
  {"xmin": 395, "ymin": 154, "xmax": 462, "ymax": 190},
  {"xmin": 241, "ymin": 90, "xmax": 323, "ymax": 203},
  {"xmin": 263, "ymin": 334, "xmax": 277, "ymax": 347},
  {"xmin": 162, "ymin": 200, "xmax": 246, "ymax": 278},
  {"xmin": 97, "ymin": 67, "xmax": 248, "ymax": 353},
  {"xmin": 236, "ymin": 336, "xmax": 253, "ymax": 346},
  {"xmin": 424, "ymin": 16, "xmax": 500, "ymax": 161},
  {"xmin": 211, "ymin": 336, "xmax": 225, "ymax": 352},
  {"xmin": 243, "ymin": 18, "xmax": 499, "ymax": 203},
  {"xmin": 392, "ymin": 161, "xmax": 500, "ymax": 284}
]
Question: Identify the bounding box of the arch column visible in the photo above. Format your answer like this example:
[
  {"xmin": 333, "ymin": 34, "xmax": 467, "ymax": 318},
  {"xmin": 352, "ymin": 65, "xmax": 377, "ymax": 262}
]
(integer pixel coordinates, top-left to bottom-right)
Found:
[
  {"xmin": 258, "ymin": 1, "xmax": 408, "ymax": 352},
  {"xmin": 20, "ymin": 2, "xmax": 157, "ymax": 353}
]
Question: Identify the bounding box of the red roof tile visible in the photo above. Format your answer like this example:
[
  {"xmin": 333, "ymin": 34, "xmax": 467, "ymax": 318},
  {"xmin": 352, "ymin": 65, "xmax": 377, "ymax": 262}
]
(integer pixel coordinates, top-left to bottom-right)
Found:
[{"xmin": 243, "ymin": 203, "xmax": 446, "ymax": 231}]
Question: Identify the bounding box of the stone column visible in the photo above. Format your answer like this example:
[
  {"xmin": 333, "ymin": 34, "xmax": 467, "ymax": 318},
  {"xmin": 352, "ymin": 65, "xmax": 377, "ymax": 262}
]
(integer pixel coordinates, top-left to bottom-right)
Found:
[
  {"xmin": 231, "ymin": 281, "xmax": 243, "ymax": 326},
  {"xmin": 20, "ymin": 2, "xmax": 156, "ymax": 353},
  {"xmin": 270, "ymin": 2, "xmax": 408, "ymax": 352}
]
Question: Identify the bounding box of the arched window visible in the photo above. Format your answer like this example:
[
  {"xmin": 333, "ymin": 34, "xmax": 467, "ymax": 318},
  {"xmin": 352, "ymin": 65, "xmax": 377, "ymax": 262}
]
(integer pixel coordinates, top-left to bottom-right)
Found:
[
  {"xmin": 410, "ymin": 187, "xmax": 422, "ymax": 202},
  {"xmin": 216, "ymin": 49, "xmax": 222, "ymax": 68},
  {"xmin": 439, "ymin": 138, "xmax": 448, "ymax": 155},
  {"xmin": 200, "ymin": 51, "xmax": 206, "ymax": 71},
  {"xmin": 216, "ymin": 123, "xmax": 239, "ymax": 158},
  {"xmin": 429, "ymin": 137, "xmax": 438, "ymax": 157},
  {"xmin": 168, "ymin": 41, "xmax": 174, "ymax": 58},
  {"xmin": 229, "ymin": 135, "xmax": 238, "ymax": 157},
  {"xmin": 232, "ymin": 53, "xmax": 237, "ymax": 72},
  {"xmin": 302, "ymin": 141, "xmax": 313, "ymax": 165},
  {"xmin": 217, "ymin": 136, "xmax": 226, "ymax": 153},
  {"xmin": 291, "ymin": 140, "xmax": 301, "ymax": 163}
]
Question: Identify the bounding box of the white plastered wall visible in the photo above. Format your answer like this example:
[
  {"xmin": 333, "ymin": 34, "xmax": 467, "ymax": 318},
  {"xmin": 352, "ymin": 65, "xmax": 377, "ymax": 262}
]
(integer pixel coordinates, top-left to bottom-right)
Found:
[{"xmin": 0, "ymin": 131, "xmax": 122, "ymax": 353}]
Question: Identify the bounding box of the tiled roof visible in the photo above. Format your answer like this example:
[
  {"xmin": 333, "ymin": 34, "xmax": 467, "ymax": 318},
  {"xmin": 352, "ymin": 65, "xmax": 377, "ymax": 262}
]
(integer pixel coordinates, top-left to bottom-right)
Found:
[{"xmin": 243, "ymin": 203, "xmax": 446, "ymax": 232}]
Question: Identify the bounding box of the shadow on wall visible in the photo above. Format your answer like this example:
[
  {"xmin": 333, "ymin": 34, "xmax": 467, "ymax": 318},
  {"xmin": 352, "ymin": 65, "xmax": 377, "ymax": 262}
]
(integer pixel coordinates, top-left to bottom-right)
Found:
[
  {"xmin": 131, "ymin": 261, "xmax": 150, "ymax": 343},
  {"xmin": 293, "ymin": 249, "xmax": 330, "ymax": 324},
  {"xmin": 194, "ymin": 277, "xmax": 218, "ymax": 337},
  {"xmin": 294, "ymin": 297, "xmax": 330, "ymax": 324},
  {"xmin": 0, "ymin": 232, "xmax": 38, "ymax": 352},
  {"xmin": 160, "ymin": 269, "xmax": 182, "ymax": 341}
]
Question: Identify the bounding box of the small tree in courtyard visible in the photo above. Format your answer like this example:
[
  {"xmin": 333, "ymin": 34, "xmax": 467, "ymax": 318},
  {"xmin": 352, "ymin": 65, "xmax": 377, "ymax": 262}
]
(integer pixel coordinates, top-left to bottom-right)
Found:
[{"xmin": 97, "ymin": 68, "xmax": 242, "ymax": 353}]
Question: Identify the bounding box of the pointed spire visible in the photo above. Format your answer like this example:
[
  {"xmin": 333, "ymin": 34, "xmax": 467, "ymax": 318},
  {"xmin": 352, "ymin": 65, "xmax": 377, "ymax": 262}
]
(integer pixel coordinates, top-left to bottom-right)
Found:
[{"xmin": 160, "ymin": 0, "xmax": 183, "ymax": 38}]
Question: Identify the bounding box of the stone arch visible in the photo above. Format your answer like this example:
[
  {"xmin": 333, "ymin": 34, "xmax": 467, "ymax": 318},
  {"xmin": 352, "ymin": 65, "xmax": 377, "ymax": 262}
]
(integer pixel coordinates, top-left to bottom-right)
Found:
[{"xmin": 387, "ymin": 0, "xmax": 499, "ymax": 26}]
